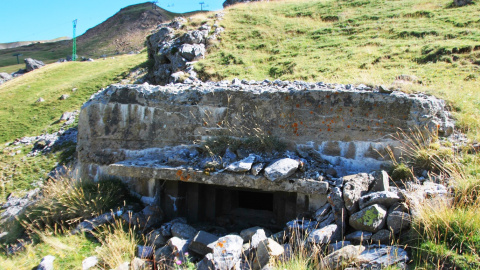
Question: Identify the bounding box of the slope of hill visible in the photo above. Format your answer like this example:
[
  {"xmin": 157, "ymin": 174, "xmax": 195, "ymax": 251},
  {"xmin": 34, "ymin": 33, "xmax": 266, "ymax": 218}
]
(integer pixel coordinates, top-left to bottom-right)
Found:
[
  {"xmin": 0, "ymin": 37, "xmax": 70, "ymax": 50},
  {"xmin": 196, "ymin": 0, "xmax": 480, "ymax": 138},
  {"xmin": 0, "ymin": 2, "xmax": 179, "ymax": 69}
]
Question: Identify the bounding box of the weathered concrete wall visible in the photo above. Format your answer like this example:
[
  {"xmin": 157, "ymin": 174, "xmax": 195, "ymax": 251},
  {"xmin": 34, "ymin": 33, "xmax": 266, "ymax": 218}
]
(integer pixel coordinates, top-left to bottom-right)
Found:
[{"xmin": 77, "ymin": 81, "xmax": 453, "ymax": 179}]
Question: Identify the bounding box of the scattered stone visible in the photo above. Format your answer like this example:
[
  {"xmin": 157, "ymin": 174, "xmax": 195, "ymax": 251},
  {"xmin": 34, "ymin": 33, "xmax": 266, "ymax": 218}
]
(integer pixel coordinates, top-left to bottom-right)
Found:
[
  {"xmin": 35, "ymin": 255, "xmax": 55, "ymax": 270},
  {"xmin": 0, "ymin": 72, "xmax": 12, "ymax": 85},
  {"xmin": 1, "ymin": 189, "xmax": 40, "ymax": 229},
  {"xmin": 72, "ymin": 212, "xmax": 115, "ymax": 234},
  {"xmin": 154, "ymin": 245, "xmax": 173, "ymax": 261},
  {"xmin": 60, "ymin": 94, "xmax": 70, "ymax": 100},
  {"xmin": 378, "ymin": 85, "xmax": 393, "ymax": 94},
  {"xmin": 189, "ymin": 231, "xmax": 219, "ymax": 256},
  {"xmin": 327, "ymin": 241, "xmax": 352, "ymax": 253},
  {"xmin": 137, "ymin": 245, "xmax": 154, "ymax": 258},
  {"xmin": 199, "ymin": 235, "xmax": 244, "ymax": 270},
  {"xmin": 270, "ymin": 231, "xmax": 287, "ymax": 244},
  {"xmin": 358, "ymin": 191, "xmax": 401, "ymax": 210},
  {"xmin": 358, "ymin": 246, "xmax": 409, "ymax": 269},
  {"xmin": 349, "ymin": 204, "xmax": 387, "ymax": 233},
  {"xmin": 307, "ymin": 224, "xmax": 338, "ymax": 244},
  {"xmin": 388, "ymin": 202, "xmax": 409, "ymax": 214},
  {"xmin": 167, "ymin": 237, "xmax": 190, "ymax": 254},
  {"xmin": 371, "ymin": 170, "xmax": 389, "ymax": 192},
  {"xmin": 345, "ymin": 231, "xmax": 373, "ymax": 243},
  {"xmin": 36, "ymin": 97, "xmax": 45, "ymax": 103},
  {"xmin": 253, "ymin": 238, "xmax": 285, "ymax": 270},
  {"xmin": 386, "ymin": 211, "xmax": 411, "ymax": 233},
  {"xmin": 314, "ymin": 203, "xmax": 331, "ymax": 222},
  {"xmin": 318, "ymin": 212, "xmax": 335, "ymax": 228},
  {"xmin": 264, "ymin": 158, "xmax": 300, "ymax": 181},
  {"xmin": 171, "ymin": 222, "xmax": 198, "ymax": 240},
  {"xmin": 240, "ymin": 226, "xmax": 263, "ymax": 243},
  {"xmin": 231, "ymin": 78, "xmax": 241, "ymax": 85},
  {"xmin": 286, "ymin": 219, "xmax": 317, "ymax": 232},
  {"xmin": 25, "ymin": 58, "xmax": 45, "ymax": 72},
  {"xmin": 251, "ymin": 162, "xmax": 265, "ymax": 176},
  {"xmin": 328, "ymin": 187, "xmax": 346, "ymax": 238},
  {"xmin": 226, "ymin": 154, "xmax": 256, "ymax": 172},
  {"xmin": 371, "ymin": 229, "xmax": 393, "ymax": 244},
  {"xmin": 82, "ymin": 256, "xmax": 98, "ymax": 270},
  {"xmin": 146, "ymin": 230, "xmax": 167, "ymax": 247},
  {"xmin": 319, "ymin": 245, "xmax": 365, "ymax": 270},
  {"xmin": 113, "ymin": 262, "xmax": 130, "ymax": 270},
  {"xmin": 250, "ymin": 229, "xmax": 268, "ymax": 249},
  {"xmin": 160, "ymin": 217, "xmax": 187, "ymax": 237}
]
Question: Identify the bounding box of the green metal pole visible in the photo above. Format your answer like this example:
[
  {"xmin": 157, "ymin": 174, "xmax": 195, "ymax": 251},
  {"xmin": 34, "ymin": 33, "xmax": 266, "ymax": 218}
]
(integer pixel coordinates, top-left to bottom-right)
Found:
[{"xmin": 72, "ymin": 19, "xmax": 77, "ymax": 61}]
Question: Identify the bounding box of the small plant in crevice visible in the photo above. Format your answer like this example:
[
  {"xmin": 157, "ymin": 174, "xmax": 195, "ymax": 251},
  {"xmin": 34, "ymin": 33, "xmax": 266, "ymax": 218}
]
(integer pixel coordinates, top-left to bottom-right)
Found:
[{"xmin": 390, "ymin": 127, "xmax": 457, "ymax": 179}]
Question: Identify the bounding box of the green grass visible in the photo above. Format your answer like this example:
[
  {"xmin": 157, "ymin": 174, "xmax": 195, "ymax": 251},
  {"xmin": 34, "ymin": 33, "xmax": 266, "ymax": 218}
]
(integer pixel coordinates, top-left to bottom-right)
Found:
[
  {"xmin": 196, "ymin": 0, "xmax": 480, "ymax": 139},
  {"xmin": 0, "ymin": 53, "xmax": 146, "ymax": 144},
  {"xmin": 0, "ymin": 233, "xmax": 99, "ymax": 270}
]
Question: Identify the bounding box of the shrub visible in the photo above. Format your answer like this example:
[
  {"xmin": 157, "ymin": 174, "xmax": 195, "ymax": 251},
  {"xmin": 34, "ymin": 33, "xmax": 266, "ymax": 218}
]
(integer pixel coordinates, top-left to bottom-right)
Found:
[
  {"xmin": 95, "ymin": 218, "xmax": 138, "ymax": 269},
  {"xmin": 22, "ymin": 174, "xmax": 128, "ymax": 231},
  {"xmin": 391, "ymin": 163, "xmax": 414, "ymax": 182}
]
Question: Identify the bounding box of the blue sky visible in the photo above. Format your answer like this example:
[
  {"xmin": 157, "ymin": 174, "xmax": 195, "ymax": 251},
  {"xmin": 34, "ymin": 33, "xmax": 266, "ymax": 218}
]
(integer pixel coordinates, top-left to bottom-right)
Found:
[{"xmin": 0, "ymin": 0, "xmax": 224, "ymax": 43}]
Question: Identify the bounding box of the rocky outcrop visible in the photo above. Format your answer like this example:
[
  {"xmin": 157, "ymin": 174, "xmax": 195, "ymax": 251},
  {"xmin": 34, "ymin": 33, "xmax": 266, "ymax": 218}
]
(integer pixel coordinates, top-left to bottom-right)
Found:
[
  {"xmin": 147, "ymin": 16, "xmax": 225, "ymax": 85},
  {"xmin": 24, "ymin": 58, "xmax": 45, "ymax": 72}
]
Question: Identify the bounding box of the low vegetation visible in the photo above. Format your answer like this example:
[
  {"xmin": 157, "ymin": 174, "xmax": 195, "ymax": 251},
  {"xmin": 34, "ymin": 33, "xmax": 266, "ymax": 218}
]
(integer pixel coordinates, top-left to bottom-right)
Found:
[
  {"xmin": 0, "ymin": 53, "xmax": 146, "ymax": 144},
  {"xmin": 197, "ymin": 0, "xmax": 480, "ymax": 141}
]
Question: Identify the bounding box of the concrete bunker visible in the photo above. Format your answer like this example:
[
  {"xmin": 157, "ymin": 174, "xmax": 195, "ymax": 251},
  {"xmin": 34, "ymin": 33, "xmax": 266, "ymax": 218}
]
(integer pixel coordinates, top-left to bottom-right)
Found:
[{"xmin": 76, "ymin": 81, "xmax": 454, "ymax": 229}]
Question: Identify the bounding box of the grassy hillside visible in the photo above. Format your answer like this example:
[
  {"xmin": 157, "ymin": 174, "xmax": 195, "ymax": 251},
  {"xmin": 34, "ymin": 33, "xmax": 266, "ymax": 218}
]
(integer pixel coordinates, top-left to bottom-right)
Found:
[
  {"xmin": 0, "ymin": 54, "xmax": 146, "ymax": 144},
  {"xmin": 197, "ymin": 0, "xmax": 480, "ymax": 139},
  {"xmin": 0, "ymin": 53, "xmax": 147, "ymax": 201},
  {"xmin": 0, "ymin": 2, "xmax": 177, "ymax": 69}
]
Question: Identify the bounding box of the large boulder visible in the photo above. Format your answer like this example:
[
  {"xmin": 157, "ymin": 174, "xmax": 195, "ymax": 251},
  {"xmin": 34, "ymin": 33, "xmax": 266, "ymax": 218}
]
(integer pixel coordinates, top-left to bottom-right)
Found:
[
  {"xmin": 226, "ymin": 154, "xmax": 256, "ymax": 173},
  {"xmin": 171, "ymin": 223, "xmax": 198, "ymax": 240},
  {"xmin": 198, "ymin": 235, "xmax": 244, "ymax": 270},
  {"xmin": 240, "ymin": 226, "xmax": 264, "ymax": 243},
  {"xmin": 253, "ymin": 238, "xmax": 285, "ymax": 270},
  {"xmin": 357, "ymin": 246, "xmax": 409, "ymax": 269},
  {"xmin": 358, "ymin": 191, "xmax": 401, "ymax": 210},
  {"xmin": 188, "ymin": 231, "xmax": 219, "ymax": 256},
  {"xmin": 319, "ymin": 245, "xmax": 365, "ymax": 270},
  {"xmin": 386, "ymin": 211, "xmax": 411, "ymax": 233},
  {"xmin": 179, "ymin": 44, "xmax": 206, "ymax": 62},
  {"xmin": 342, "ymin": 173, "xmax": 373, "ymax": 214},
  {"xmin": 25, "ymin": 58, "xmax": 45, "ymax": 72},
  {"xmin": 371, "ymin": 170, "xmax": 389, "ymax": 192},
  {"xmin": 349, "ymin": 204, "xmax": 387, "ymax": 233},
  {"xmin": 307, "ymin": 224, "xmax": 338, "ymax": 244}
]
